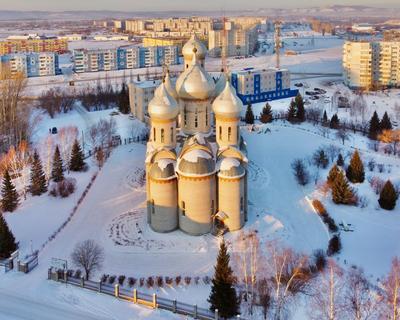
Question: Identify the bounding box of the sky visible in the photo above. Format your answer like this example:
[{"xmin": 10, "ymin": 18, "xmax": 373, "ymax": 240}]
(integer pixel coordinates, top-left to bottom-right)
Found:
[{"xmin": 0, "ymin": 0, "xmax": 399, "ymax": 11}]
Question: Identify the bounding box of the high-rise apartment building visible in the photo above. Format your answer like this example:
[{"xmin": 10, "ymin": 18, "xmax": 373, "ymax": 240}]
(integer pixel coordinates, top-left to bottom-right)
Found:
[{"xmin": 0, "ymin": 37, "xmax": 68, "ymax": 55}]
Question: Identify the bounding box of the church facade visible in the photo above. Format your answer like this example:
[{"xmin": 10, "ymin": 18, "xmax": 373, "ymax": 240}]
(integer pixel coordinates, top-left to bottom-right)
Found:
[{"xmin": 145, "ymin": 35, "xmax": 248, "ymax": 236}]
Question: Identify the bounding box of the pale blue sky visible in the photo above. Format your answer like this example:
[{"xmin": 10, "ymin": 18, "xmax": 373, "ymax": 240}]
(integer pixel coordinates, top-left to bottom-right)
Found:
[{"xmin": 0, "ymin": 0, "xmax": 398, "ymax": 11}]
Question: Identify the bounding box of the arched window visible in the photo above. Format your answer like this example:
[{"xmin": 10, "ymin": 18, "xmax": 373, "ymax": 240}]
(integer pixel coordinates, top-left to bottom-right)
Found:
[
  {"xmin": 219, "ymin": 126, "xmax": 222, "ymax": 140},
  {"xmin": 240, "ymin": 197, "xmax": 244, "ymax": 212},
  {"xmin": 181, "ymin": 201, "xmax": 186, "ymax": 216},
  {"xmin": 195, "ymin": 110, "xmax": 198, "ymax": 128},
  {"xmin": 151, "ymin": 199, "xmax": 155, "ymax": 214},
  {"xmin": 228, "ymin": 127, "xmax": 232, "ymax": 141},
  {"xmin": 211, "ymin": 200, "xmax": 214, "ymax": 214},
  {"xmin": 170, "ymin": 127, "xmax": 174, "ymax": 142},
  {"xmin": 153, "ymin": 127, "xmax": 156, "ymax": 142},
  {"xmin": 206, "ymin": 110, "xmax": 208, "ymax": 126},
  {"xmin": 184, "ymin": 107, "xmax": 187, "ymax": 126},
  {"xmin": 161, "ymin": 128, "xmax": 165, "ymax": 143}
]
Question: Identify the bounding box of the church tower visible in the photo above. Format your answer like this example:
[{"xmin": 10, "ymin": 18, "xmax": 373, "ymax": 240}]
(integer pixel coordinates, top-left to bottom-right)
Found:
[{"xmin": 182, "ymin": 34, "xmax": 207, "ymax": 70}]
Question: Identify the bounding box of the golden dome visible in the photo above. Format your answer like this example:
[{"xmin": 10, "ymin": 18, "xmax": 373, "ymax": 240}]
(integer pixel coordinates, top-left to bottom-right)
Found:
[
  {"xmin": 182, "ymin": 34, "xmax": 207, "ymax": 61},
  {"xmin": 176, "ymin": 52, "xmax": 215, "ymax": 100},
  {"xmin": 164, "ymin": 71, "xmax": 178, "ymax": 100},
  {"xmin": 212, "ymin": 80, "xmax": 243, "ymax": 119},
  {"xmin": 148, "ymin": 83, "xmax": 179, "ymax": 120}
]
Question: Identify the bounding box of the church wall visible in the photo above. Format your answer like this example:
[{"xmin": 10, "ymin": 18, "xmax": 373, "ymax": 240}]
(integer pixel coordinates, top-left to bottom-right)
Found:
[
  {"xmin": 151, "ymin": 119, "xmax": 176, "ymax": 149},
  {"xmin": 215, "ymin": 117, "xmax": 240, "ymax": 147},
  {"xmin": 179, "ymin": 99, "xmax": 211, "ymax": 135},
  {"xmin": 218, "ymin": 176, "xmax": 245, "ymax": 231},
  {"xmin": 178, "ymin": 174, "xmax": 216, "ymax": 235}
]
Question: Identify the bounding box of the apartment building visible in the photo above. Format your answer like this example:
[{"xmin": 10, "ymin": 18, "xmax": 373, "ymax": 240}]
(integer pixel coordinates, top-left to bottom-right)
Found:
[
  {"xmin": 231, "ymin": 67, "xmax": 298, "ymax": 104},
  {"xmin": 73, "ymin": 45, "xmax": 179, "ymax": 73},
  {"xmin": 128, "ymin": 80, "xmax": 161, "ymax": 122},
  {"xmin": 343, "ymin": 40, "xmax": 400, "ymax": 89},
  {"xmin": 0, "ymin": 37, "xmax": 68, "ymax": 55},
  {"xmin": 0, "ymin": 52, "xmax": 60, "ymax": 77}
]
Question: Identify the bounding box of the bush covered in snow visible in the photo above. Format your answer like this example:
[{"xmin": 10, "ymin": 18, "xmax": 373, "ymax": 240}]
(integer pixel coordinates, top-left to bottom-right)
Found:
[{"xmin": 49, "ymin": 178, "xmax": 76, "ymax": 198}]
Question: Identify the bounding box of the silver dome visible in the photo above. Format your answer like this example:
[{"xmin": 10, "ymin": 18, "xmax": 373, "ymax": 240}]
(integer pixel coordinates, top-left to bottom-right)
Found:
[
  {"xmin": 177, "ymin": 149, "xmax": 215, "ymax": 176},
  {"xmin": 149, "ymin": 159, "xmax": 176, "ymax": 180}
]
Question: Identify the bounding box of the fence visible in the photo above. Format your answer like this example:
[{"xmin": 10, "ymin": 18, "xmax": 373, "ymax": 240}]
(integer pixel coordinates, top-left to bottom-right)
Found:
[
  {"xmin": 48, "ymin": 268, "xmax": 221, "ymax": 320},
  {"xmin": 18, "ymin": 253, "xmax": 38, "ymax": 273}
]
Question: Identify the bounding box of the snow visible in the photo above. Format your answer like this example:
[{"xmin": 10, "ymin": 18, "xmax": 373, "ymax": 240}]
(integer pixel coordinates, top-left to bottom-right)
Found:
[
  {"xmin": 218, "ymin": 157, "xmax": 241, "ymax": 171},
  {"xmin": 181, "ymin": 149, "xmax": 212, "ymax": 162},
  {"xmin": 157, "ymin": 158, "xmax": 175, "ymax": 171}
]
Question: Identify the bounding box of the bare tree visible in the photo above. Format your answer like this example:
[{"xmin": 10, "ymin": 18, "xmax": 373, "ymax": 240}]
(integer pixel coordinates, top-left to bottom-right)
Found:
[
  {"xmin": 291, "ymin": 159, "xmax": 310, "ymax": 186},
  {"xmin": 325, "ymin": 144, "xmax": 341, "ymax": 163},
  {"xmin": 344, "ymin": 267, "xmax": 380, "ymax": 320},
  {"xmin": 336, "ymin": 128, "xmax": 350, "ymax": 145},
  {"xmin": 71, "ymin": 239, "xmax": 104, "ymax": 280},
  {"xmin": 379, "ymin": 130, "xmax": 400, "ymax": 156},
  {"xmin": 381, "ymin": 257, "xmax": 400, "ymax": 320},
  {"xmin": 86, "ymin": 118, "xmax": 116, "ymax": 149},
  {"xmin": 257, "ymin": 278, "xmax": 272, "ymax": 320}
]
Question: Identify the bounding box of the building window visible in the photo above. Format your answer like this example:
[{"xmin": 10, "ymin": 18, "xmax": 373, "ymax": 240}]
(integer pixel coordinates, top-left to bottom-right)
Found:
[
  {"xmin": 182, "ymin": 201, "xmax": 186, "ymax": 216},
  {"xmin": 228, "ymin": 127, "xmax": 232, "ymax": 141},
  {"xmin": 153, "ymin": 127, "xmax": 156, "ymax": 142},
  {"xmin": 219, "ymin": 126, "xmax": 222, "ymax": 140},
  {"xmin": 161, "ymin": 128, "xmax": 165, "ymax": 143}
]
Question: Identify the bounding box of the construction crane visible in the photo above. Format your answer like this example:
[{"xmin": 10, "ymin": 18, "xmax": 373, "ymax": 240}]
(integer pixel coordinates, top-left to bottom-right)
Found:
[
  {"xmin": 274, "ymin": 20, "xmax": 282, "ymax": 69},
  {"xmin": 221, "ymin": 14, "xmax": 228, "ymax": 74}
]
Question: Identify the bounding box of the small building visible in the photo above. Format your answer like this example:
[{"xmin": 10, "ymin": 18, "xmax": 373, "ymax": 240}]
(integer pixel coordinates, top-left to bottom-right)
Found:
[
  {"xmin": 128, "ymin": 79, "xmax": 161, "ymax": 122},
  {"xmin": 230, "ymin": 67, "xmax": 298, "ymax": 104}
]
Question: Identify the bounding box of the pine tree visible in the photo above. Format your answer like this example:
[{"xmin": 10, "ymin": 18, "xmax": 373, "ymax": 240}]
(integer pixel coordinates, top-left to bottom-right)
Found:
[
  {"xmin": 346, "ymin": 150, "xmax": 365, "ymax": 183},
  {"xmin": 378, "ymin": 180, "xmax": 398, "ymax": 210},
  {"xmin": 322, "ymin": 110, "xmax": 328, "ymax": 126},
  {"xmin": 330, "ymin": 114, "xmax": 340, "ymax": 129},
  {"xmin": 260, "ymin": 103, "xmax": 273, "ymax": 123},
  {"xmin": 117, "ymin": 82, "xmax": 130, "ymax": 114},
  {"xmin": 0, "ymin": 214, "xmax": 17, "ymax": 259},
  {"xmin": 1, "ymin": 170, "xmax": 19, "ymax": 213},
  {"xmin": 336, "ymin": 153, "xmax": 344, "ymax": 167},
  {"xmin": 30, "ymin": 151, "xmax": 47, "ymax": 196},
  {"xmin": 368, "ymin": 111, "xmax": 381, "ymax": 140},
  {"xmin": 327, "ymin": 164, "xmax": 340, "ymax": 187},
  {"xmin": 51, "ymin": 145, "xmax": 64, "ymax": 182},
  {"xmin": 245, "ymin": 104, "xmax": 255, "ymax": 124},
  {"xmin": 295, "ymin": 93, "xmax": 305, "ymax": 122},
  {"xmin": 287, "ymin": 99, "xmax": 297, "ymax": 122},
  {"xmin": 332, "ymin": 170, "xmax": 354, "ymax": 205},
  {"xmin": 69, "ymin": 140, "xmax": 86, "ymax": 172},
  {"xmin": 380, "ymin": 111, "xmax": 392, "ymax": 131},
  {"xmin": 208, "ymin": 239, "xmax": 239, "ymax": 318}
]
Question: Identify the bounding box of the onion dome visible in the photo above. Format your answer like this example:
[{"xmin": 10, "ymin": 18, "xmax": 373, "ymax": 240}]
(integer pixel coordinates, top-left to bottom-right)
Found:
[
  {"xmin": 212, "ymin": 80, "xmax": 243, "ymax": 119},
  {"xmin": 177, "ymin": 148, "xmax": 215, "ymax": 176},
  {"xmin": 149, "ymin": 159, "xmax": 176, "ymax": 180},
  {"xmin": 218, "ymin": 157, "xmax": 245, "ymax": 179},
  {"xmin": 148, "ymin": 82, "xmax": 179, "ymax": 120},
  {"xmin": 176, "ymin": 50, "xmax": 215, "ymax": 100},
  {"xmin": 182, "ymin": 34, "xmax": 207, "ymax": 62},
  {"xmin": 214, "ymin": 72, "xmax": 227, "ymax": 97},
  {"xmin": 164, "ymin": 71, "xmax": 178, "ymax": 100}
]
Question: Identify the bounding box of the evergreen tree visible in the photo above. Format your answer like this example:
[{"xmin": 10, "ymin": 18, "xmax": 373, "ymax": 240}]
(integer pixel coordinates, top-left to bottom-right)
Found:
[
  {"xmin": 208, "ymin": 239, "xmax": 239, "ymax": 319},
  {"xmin": 327, "ymin": 164, "xmax": 340, "ymax": 187},
  {"xmin": 30, "ymin": 151, "xmax": 47, "ymax": 196},
  {"xmin": 368, "ymin": 111, "xmax": 381, "ymax": 140},
  {"xmin": 245, "ymin": 104, "xmax": 255, "ymax": 124},
  {"xmin": 380, "ymin": 111, "xmax": 392, "ymax": 131},
  {"xmin": 51, "ymin": 145, "xmax": 64, "ymax": 182},
  {"xmin": 378, "ymin": 180, "xmax": 398, "ymax": 210},
  {"xmin": 0, "ymin": 214, "xmax": 17, "ymax": 259},
  {"xmin": 346, "ymin": 150, "xmax": 365, "ymax": 183},
  {"xmin": 322, "ymin": 110, "xmax": 328, "ymax": 126},
  {"xmin": 117, "ymin": 82, "xmax": 130, "ymax": 114},
  {"xmin": 260, "ymin": 103, "xmax": 273, "ymax": 123},
  {"xmin": 295, "ymin": 93, "xmax": 305, "ymax": 122},
  {"xmin": 287, "ymin": 99, "xmax": 297, "ymax": 122},
  {"xmin": 332, "ymin": 170, "xmax": 354, "ymax": 205},
  {"xmin": 336, "ymin": 153, "xmax": 344, "ymax": 167},
  {"xmin": 1, "ymin": 170, "xmax": 19, "ymax": 213},
  {"xmin": 329, "ymin": 114, "xmax": 340, "ymax": 129},
  {"xmin": 69, "ymin": 140, "xmax": 86, "ymax": 172}
]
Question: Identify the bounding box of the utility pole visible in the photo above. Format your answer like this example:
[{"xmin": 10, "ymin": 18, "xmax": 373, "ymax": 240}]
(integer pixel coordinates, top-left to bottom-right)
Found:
[{"xmin": 274, "ymin": 20, "xmax": 282, "ymax": 69}]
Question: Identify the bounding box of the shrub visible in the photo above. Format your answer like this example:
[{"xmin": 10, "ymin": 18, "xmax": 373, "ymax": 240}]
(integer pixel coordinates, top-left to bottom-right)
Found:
[
  {"xmin": 74, "ymin": 270, "xmax": 82, "ymax": 279},
  {"xmin": 101, "ymin": 274, "xmax": 108, "ymax": 283},
  {"xmin": 139, "ymin": 277, "xmax": 145, "ymax": 287},
  {"xmin": 49, "ymin": 178, "xmax": 77, "ymax": 198},
  {"xmin": 67, "ymin": 269, "xmax": 74, "ymax": 277},
  {"xmin": 367, "ymin": 159, "xmax": 376, "ymax": 172},
  {"xmin": 184, "ymin": 276, "xmax": 191, "ymax": 285},
  {"xmin": 118, "ymin": 275, "xmax": 126, "ymax": 286},
  {"xmin": 108, "ymin": 275, "xmax": 116, "ymax": 284},
  {"xmin": 194, "ymin": 276, "xmax": 200, "ymax": 285},
  {"xmin": 291, "ymin": 159, "xmax": 310, "ymax": 186},
  {"xmin": 327, "ymin": 235, "xmax": 342, "ymax": 256},
  {"xmin": 156, "ymin": 276, "xmax": 164, "ymax": 287},
  {"xmin": 165, "ymin": 277, "xmax": 174, "ymax": 286},
  {"xmin": 312, "ymin": 200, "xmax": 327, "ymax": 215},
  {"xmin": 175, "ymin": 276, "xmax": 182, "ymax": 286},
  {"xmin": 146, "ymin": 276, "xmax": 154, "ymax": 288},
  {"xmin": 128, "ymin": 277, "xmax": 136, "ymax": 287},
  {"xmin": 203, "ymin": 276, "xmax": 211, "ymax": 285},
  {"xmin": 369, "ymin": 176, "xmax": 386, "ymax": 195},
  {"xmin": 312, "ymin": 249, "xmax": 327, "ymax": 272}
]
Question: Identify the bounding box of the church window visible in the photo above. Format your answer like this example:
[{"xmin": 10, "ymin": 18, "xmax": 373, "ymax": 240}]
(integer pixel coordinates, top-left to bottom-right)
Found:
[
  {"xmin": 240, "ymin": 197, "xmax": 244, "ymax": 212},
  {"xmin": 151, "ymin": 199, "xmax": 155, "ymax": 214},
  {"xmin": 153, "ymin": 127, "xmax": 156, "ymax": 142},
  {"xmin": 184, "ymin": 107, "xmax": 187, "ymax": 126},
  {"xmin": 211, "ymin": 200, "xmax": 214, "ymax": 214},
  {"xmin": 170, "ymin": 127, "xmax": 174, "ymax": 142},
  {"xmin": 182, "ymin": 201, "xmax": 186, "ymax": 216},
  {"xmin": 219, "ymin": 126, "xmax": 222, "ymax": 140},
  {"xmin": 228, "ymin": 127, "xmax": 232, "ymax": 141},
  {"xmin": 195, "ymin": 111, "xmax": 198, "ymax": 128},
  {"xmin": 161, "ymin": 128, "xmax": 165, "ymax": 143},
  {"xmin": 206, "ymin": 110, "xmax": 208, "ymax": 126}
]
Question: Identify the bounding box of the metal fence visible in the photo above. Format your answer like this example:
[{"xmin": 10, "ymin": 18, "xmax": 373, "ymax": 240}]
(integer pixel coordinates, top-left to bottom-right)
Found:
[{"xmin": 48, "ymin": 268, "xmax": 219, "ymax": 320}]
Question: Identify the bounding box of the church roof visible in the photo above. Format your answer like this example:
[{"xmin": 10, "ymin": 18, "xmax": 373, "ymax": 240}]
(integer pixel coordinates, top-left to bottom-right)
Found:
[
  {"xmin": 149, "ymin": 159, "xmax": 176, "ymax": 180},
  {"xmin": 217, "ymin": 157, "xmax": 245, "ymax": 179},
  {"xmin": 182, "ymin": 34, "xmax": 207, "ymax": 61},
  {"xmin": 164, "ymin": 71, "xmax": 178, "ymax": 100},
  {"xmin": 148, "ymin": 82, "xmax": 179, "ymax": 120},
  {"xmin": 177, "ymin": 148, "xmax": 215, "ymax": 176},
  {"xmin": 212, "ymin": 80, "xmax": 243, "ymax": 119}
]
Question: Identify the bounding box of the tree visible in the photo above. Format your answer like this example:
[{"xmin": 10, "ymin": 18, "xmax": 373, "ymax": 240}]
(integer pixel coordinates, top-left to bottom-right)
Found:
[
  {"xmin": 379, "ymin": 130, "xmax": 400, "ymax": 156},
  {"xmin": 330, "ymin": 114, "xmax": 340, "ymax": 129},
  {"xmin": 208, "ymin": 239, "xmax": 239, "ymax": 319},
  {"xmin": 313, "ymin": 148, "xmax": 329, "ymax": 169},
  {"xmin": 1, "ymin": 170, "xmax": 19, "ymax": 212},
  {"xmin": 379, "ymin": 180, "xmax": 398, "ymax": 211},
  {"xmin": 69, "ymin": 139, "xmax": 85, "ymax": 172},
  {"xmin": 245, "ymin": 104, "xmax": 255, "ymax": 125},
  {"xmin": 71, "ymin": 239, "xmax": 104, "ymax": 280},
  {"xmin": 332, "ymin": 170, "xmax": 355, "ymax": 205},
  {"xmin": 336, "ymin": 154, "xmax": 344, "ymax": 167},
  {"xmin": 51, "ymin": 145, "xmax": 64, "ymax": 182},
  {"xmin": 287, "ymin": 100, "xmax": 297, "ymax": 122},
  {"xmin": 381, "ymin": 257, "xmax": 400, "ymax": 320},
  {"xmin": 291, "ymin": 159, "xmax": 310, "ymax": 186},
  {"xmin": 322, "ymin": 110, "xmax": 328, "ymax": 126},
  {"xmin": 381, "ymin": 111, "xmax": 393, "ymax": 131},
  {"xmin": 257, "ymin": 278, "xmax": 271, "ymax": 320},
  {"xmin": 0, "ymin": 214, "xmax": 17, "ymax": 259},
  {"xmin": 295, "ymin": 93, "xmax": 305, "ymax": 122},
  {"xmin": 30, "ymin": 151, "xmax": 47, "ymax": 196},
  {"xmin": 346, "ymin": 150, "xmax": 365, "ymax": 183},
  {"xmin": 327, "ymin": 165, "xmax": 340, "ymax": 187},
  {"xmin": 117, "ymin": 82, "xmax": 130, "ymax": 114},
  {"xmin": 335, "ymin": 128, "xmax": 350, "ymax": 145},
  {"xmin": 260, "ymin": 103, "xmax": 273, "ymax": 123},
  {"xmin": 368, "ymin": 111, "xmax": 381, "ymax": 140}
]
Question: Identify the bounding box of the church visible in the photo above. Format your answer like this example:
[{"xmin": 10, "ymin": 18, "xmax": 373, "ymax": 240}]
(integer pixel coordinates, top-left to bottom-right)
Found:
[{"xmin": 145, "ymin": 35, "xmax": 248, "ymax": 236}]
